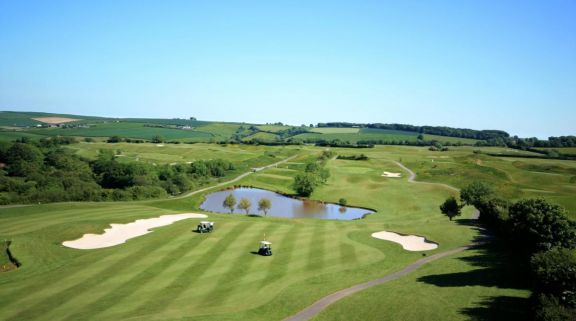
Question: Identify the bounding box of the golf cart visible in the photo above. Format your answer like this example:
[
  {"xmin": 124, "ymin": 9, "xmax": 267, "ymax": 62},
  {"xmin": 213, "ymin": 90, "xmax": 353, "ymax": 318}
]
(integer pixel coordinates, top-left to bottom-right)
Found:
[
  {"xmin": 258, "ymin": 241, "xmax": 272, "ymax": 256},
  {"xmin": 196, "ymin": 221, "xmax": 214, "ymax": 233}
]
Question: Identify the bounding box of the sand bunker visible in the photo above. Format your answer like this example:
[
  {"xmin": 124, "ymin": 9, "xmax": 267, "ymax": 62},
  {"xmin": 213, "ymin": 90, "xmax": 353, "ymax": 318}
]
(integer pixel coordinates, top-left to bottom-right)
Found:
[
  {"xmin": 63, "ymin": 213, "xmax": 207, "ymax": 250},
  {"xmin": 381, "ymin": 171, "xmax": 401, "ymax": 178},
  {"xmin": 33, "ymin": 117, "xmax": 79, "ymax": 124},
  {"xmin": 371, "ymin": 231, "xmax": 438, "ymax": 251}
]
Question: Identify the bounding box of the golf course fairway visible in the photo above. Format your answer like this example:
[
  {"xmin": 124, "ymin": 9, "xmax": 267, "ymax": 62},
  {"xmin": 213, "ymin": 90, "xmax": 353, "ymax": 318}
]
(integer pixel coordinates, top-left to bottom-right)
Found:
[{"xmin": 1, "ymin": 144, "xmax": 564, "ymax": 321}]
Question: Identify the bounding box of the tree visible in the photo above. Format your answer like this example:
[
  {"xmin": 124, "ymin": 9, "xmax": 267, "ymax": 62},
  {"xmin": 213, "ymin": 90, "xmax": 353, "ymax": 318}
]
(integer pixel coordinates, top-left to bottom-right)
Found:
[
  {"xmin": 339, "ymin": 198, "xmax": 347, "ymax": 206},
  {"xmin": 460, "ymin": 181, "xmax": 494, "ymax": 207},
  {"xmin": 508, "ymin": 199, "xmax": 576, "ymax": 251},
  {"xmin": 531, "ymin": 248, "xmax": 576, "ymax": 306},
  {"xmin": 223, "ymin": 194, "xmax": 237, "ymax": 214},
  {"xmin": 238, "ymin": 197, "xmax": 252, "ymax": 215},
  {"xmin": 440, "ymin": 196, "xmax": 462, "ymax": 221},
  {"xmin": 293, "ymin": 173, "xmax": 317, "ymax": 197},
  {"xmin": 107, "ymin": 136, "xmax": 122, "ymax": 143},
  {"xmin": 151, "ymin": 135, "xmax": 164, "ymax": 144},
  {"xmin": 258, "ymin": 198, "xmax": 271, "ymax": 216}
]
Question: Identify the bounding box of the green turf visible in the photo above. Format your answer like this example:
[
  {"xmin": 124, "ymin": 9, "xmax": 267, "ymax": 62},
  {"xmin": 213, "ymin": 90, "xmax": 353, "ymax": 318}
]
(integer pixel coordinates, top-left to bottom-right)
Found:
[
  {"xmin": 0, "ymin": 130, "xmax": 47, "ymax": 141},
  {"xmin": 1, "ymin": 145, "xmax": 572, "ymax": 320},
  {"xmin": 310, "ymin": 128, "xmax": 360, "ymax": 134},
  {"xmin": 256, "ymin": 125, "xmax": 293, "ymax": 133},
  {"xmin": 292, "ymin": 128, "xmax": 478, "ymax": 145},
  {"xmin": 311, "ymin": 242, "xmax": 531, "ymax": 321}
]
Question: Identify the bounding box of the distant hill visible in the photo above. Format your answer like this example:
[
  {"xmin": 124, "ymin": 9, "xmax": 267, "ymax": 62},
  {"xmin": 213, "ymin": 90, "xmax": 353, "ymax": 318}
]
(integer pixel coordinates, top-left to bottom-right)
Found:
[{"xmin": 1, "ymin": 111, "xmax": 573, "ymax": 149}]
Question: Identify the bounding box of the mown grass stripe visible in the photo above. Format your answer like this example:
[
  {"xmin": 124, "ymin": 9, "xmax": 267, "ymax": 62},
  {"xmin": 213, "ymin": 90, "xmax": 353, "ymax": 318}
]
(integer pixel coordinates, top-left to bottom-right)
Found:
[
  {"xmin": 306, "ymin": 223, "xmax": 326, "ymax": 272},
  {"xmin": 199, "ymin": 222, "xmax": 278, "ymax": 306},
  {"xmin": 3, "ymin": 232, "xmax": 174, "ymax": 321},
  {"xmin": 124, "ymin": 222, "xmax": 251, "ymax": 319},
  {"xmin": 259, "ymin": 224, "xmax": 301, "ymax": 289},
  {"xmin": 57, "ymin": 229, "xmax": 197, "ymax": 321}
]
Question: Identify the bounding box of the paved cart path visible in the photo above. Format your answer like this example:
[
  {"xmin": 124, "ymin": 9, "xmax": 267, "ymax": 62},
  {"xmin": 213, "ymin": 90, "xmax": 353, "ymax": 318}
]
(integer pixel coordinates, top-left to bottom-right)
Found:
[
  {"xmin": 174, "ymin": 154, "xmax": 299, "ymax": 199},
  {"xmin": 282, "ymin": 161, "xmax": 480, "ymax": 321}
]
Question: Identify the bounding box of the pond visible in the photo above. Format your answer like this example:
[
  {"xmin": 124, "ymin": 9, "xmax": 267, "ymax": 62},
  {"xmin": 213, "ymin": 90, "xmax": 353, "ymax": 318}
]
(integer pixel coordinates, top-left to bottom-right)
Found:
[{"xmin": 200, "ymin": 187, "xmax": 375, "ymax": 220}]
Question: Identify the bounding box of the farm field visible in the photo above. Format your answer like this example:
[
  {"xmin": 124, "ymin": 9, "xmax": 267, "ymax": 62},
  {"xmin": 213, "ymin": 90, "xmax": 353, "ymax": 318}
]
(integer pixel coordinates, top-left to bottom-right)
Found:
[
  {"xmin": 0, "ymin": 145, "xmax": 563, "ymax": 320},
  {"xmin": 2, "ymin": 112, "xmax": 487, "ymax": 146},
  {"xmin": 293, "ymin": 128, "xmax": 479, "ymax": 145}
]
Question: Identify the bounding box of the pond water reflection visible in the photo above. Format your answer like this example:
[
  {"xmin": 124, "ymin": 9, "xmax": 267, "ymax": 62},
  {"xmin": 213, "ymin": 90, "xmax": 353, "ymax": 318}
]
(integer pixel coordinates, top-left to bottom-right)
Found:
[{"xmin": 200, "ymin": 187, "xmax": 374, "ymax": 220}]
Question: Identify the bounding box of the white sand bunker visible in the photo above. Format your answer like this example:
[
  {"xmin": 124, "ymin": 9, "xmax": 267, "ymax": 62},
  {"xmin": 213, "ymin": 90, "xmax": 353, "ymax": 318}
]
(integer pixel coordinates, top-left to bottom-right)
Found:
[
  {"xmin": 381, "ymin": 171, "xmax": 401, "ymax": 178},
  {"xmin": 63, "ymin": 213, "xmax": 207, "ymax": 250},
  {"xmin": 371, "ymin": 231, "xmax": 438, "ymax": 251}
]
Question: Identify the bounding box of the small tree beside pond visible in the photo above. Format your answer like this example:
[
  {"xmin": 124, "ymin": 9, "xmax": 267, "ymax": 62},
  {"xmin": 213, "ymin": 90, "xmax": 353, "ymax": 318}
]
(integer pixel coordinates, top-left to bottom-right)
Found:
[
  {"xmin": 258, "ymin": 198, "xmax": 271, "ymax": 216},
  {"xmin": 238, "ymin": 198, "xmax": 252, "ymax": 215},
  {"xmin": 223, "ymin": 194, "xmax": 237, "ymax": 214}
]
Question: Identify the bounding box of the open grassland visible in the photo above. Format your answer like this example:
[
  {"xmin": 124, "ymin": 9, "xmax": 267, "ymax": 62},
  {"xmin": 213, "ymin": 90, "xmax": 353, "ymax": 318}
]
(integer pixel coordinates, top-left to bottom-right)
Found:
[
  {"xmin": 256, "ymin": 125, "xmax": 293, "ymax": 132},
  {"xmin": 293, "ymin": 128, "xmax": 478, "ymax": 145},
  {"xmin": 376, "ymin": 146, "xmax": 576, "ymax": 218},
  {"xmin": 0, "ymin": 145, "xmax": 546, "ymax": 320},
  {"xmin": 66, "ymin": 143, "xmax": 299, "ymax": 171},
  {"xmin": 0, "ymin": 130, "xmax": 47, "ymax": 141},
  {"xmin": 243, "ymin": 132, "xmax": 280, "ymax": 142},
  {"xmin": 310, "ymin": 127, "xmax": 360, "ymax": 134},
  {"xmin": 0, "ymin": 111, "xmax": 105, "ymax": 127},
  {"xmin": 23, "ymin": 122, "xmax": 214, "ymax": 141},
  {"xmin": 535, "ymin": 147, "xmax": 576, "ymax": 155}
]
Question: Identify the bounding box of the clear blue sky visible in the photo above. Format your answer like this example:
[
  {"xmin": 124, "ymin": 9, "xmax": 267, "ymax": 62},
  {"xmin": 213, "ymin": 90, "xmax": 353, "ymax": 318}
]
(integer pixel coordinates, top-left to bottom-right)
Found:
[{"xmin": 1, "ymin": 1, "xmax": 575, "ymax": 138}]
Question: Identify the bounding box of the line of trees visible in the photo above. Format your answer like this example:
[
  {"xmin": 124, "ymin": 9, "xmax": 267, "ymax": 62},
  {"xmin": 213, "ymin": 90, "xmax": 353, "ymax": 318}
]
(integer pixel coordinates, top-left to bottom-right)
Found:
[
  {"xmin": 0, "ymin": 139, "xmax": 236, "ymax": 204},
  {"xmin": 440, "ymin": 182, "xmax": 576, "ymax": 320},
  {"xmin": 222, "ymin": 194, "xmax": 272, "ymax": 215},
  {"xmin": 316, "ymin": 122, "xmax": 510, "ymax": 140}
]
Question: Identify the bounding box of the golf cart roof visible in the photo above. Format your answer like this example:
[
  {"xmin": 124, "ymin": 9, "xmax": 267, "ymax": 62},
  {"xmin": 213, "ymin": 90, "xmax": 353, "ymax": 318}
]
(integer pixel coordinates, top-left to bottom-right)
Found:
[
  {"xmin": 200, "ymin": 221, "xmax": 211, "ymax": 224},
  {"xmin": 260, "ymin": 241, "xmax": 272, "ymax": 245}
]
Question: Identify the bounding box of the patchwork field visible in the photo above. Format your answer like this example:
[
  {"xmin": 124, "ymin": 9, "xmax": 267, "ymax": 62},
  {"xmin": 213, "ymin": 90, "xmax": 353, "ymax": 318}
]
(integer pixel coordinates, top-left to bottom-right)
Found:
[{"xmin": 2, "ymin": 144, "xmax": 563, "ymax": 320}]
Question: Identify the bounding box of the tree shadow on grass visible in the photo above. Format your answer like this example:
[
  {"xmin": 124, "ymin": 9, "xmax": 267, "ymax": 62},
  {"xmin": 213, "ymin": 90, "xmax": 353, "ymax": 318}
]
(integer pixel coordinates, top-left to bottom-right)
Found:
[
  {"xmin": 417, "ymin": 241, "xmax": 531, "ymax": 320},
  {"xmin": 460, "ymin": 296, "xmax": 531, "ymax": 321}
]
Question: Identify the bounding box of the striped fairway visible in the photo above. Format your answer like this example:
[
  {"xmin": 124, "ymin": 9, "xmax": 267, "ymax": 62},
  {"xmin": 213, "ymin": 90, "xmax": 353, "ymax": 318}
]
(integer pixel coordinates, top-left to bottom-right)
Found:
[{"xmin": 1, "ymin": 145, "xmax": 537, "ymax": 321}]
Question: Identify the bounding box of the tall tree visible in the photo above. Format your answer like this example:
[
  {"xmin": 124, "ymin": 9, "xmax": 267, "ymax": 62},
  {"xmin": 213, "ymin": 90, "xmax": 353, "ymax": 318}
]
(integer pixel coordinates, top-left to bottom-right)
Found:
[
  {"xmin": 293, "ymin": 173, "xmax": 317, "ymax": 197},
  {"xmin": 508, "ymin": 198, "xmax": 576, "ymax": 251},
  {"xmin": 258, "ymin": 198, "xmax": 272, "ymax": 216},
  {"xmin": 223, "ymin": 194, "xmax": 237, "ymax": 214},
  {"xmin": 440, "ymin": 196, "xmax": 462, "ymax": 221},
  {"xmin": 460, "ymin": 181, "xmax": 494, "ymax": 207}
]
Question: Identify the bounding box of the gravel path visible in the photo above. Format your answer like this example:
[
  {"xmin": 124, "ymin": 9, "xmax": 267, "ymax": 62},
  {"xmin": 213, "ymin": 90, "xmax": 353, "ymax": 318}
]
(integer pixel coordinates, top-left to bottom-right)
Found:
[{"xmin": 282, "ymin": 161, "xmax": 480, "ymax": 321}]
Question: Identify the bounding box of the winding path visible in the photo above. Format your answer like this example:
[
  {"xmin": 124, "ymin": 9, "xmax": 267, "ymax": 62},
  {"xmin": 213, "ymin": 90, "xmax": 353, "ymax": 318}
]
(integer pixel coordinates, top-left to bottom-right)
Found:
[
  {"xmin": 173, "ymin": 154, "xmax": 299, "ymax": 199},
  {"xmin": 282, "ymin": 161, "xmax": 480, "ymax": 321}
]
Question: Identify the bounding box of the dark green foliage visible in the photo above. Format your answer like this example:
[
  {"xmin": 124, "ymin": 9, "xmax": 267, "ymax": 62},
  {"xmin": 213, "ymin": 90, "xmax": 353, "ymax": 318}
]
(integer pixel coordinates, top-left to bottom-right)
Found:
[
  {"xmin": 339, "ymin": 198, "xmax": 347, "ymax": 206},
  {"xmin": 460, "ymin": 181, "xmax": 494, "ymax": 207},
  {"xmin": 463, "ymin": 188, "xmax": 576, "ymax": 319},
  {"xmin": 535, "ymin": 294, "xmax": 576, "ymax": 321},
  {"xmin": 151, "ymin": 135, "xmax": 164, "ymax": 143},
  {"xmin": 0, "ymin": 140, "xmax": 235, "ymax": 204},
  {"xmin": 531, "ymin": 248, "xmax": 576, "ymax": 307},
  {"xmin": 316, "ymin": 122, "xmax": 510, "ymax": 140},
  {"xmin": 440, "ymin": 196, "xmax": 462, "ymax": 221},
  {"xmin": 337, "ymin": 154, "xmax": 368, "ymax": 160},
  {"xmin": 293, "ymin": 152, "xmax": 332, "ymax": 196},
  {"xmin": 293, "ymin": 173, "xmax": 317, "ymax": 197},
  {"xmin": 107, "ymin": 135, "xmax": 123, "ymax": 143},
  {"xmin": 508, "ymin": 199, "xmax": 576, "ymax": 251}
]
